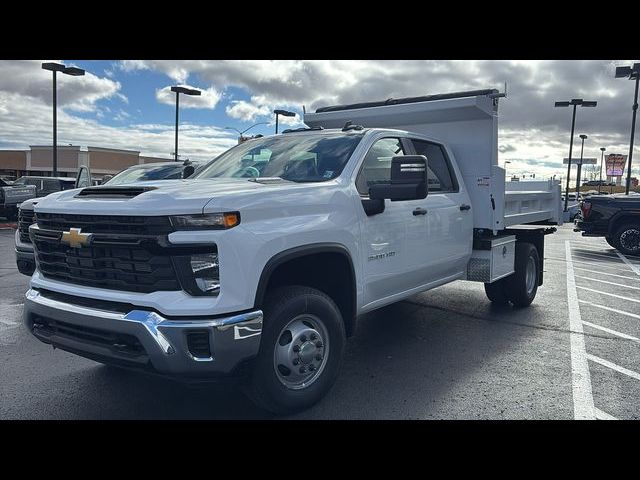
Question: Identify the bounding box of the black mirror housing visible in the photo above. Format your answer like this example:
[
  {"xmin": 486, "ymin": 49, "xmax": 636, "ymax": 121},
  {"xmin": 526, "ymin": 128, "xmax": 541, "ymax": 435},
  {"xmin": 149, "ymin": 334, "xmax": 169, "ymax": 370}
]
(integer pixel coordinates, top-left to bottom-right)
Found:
[{"xmin": 369, "ymin": 155, "xmax": 428, "ymax": 201}]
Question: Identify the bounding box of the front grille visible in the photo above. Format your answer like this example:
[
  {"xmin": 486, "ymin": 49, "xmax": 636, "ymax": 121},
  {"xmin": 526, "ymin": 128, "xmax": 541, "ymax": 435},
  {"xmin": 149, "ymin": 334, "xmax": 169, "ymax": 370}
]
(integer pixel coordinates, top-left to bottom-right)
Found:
[
  {"xmin": 33, "ymin": 238, "xmax": 180, "ymax": 293},
  {"xmin": 18, "ymin": 208, "xmax": 35, "ymax": 243},
  {"xmin": 35, "ymin": 212, "xmax": 173, "ymax": 236},
  {"xmin": 32, "ymin": 214, "xmax": 181, "ymax": 294},
  {"xmin": 31, "ymin": 315, "xmax": 147, "ymax": 358}
]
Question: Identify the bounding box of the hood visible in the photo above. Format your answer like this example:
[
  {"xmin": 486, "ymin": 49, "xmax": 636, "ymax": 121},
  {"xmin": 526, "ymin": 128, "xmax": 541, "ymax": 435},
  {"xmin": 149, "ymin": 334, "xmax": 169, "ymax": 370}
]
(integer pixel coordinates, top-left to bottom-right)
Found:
[{"xmin": 33, "ymin": 177, "xmax": 314, "ymax": 216}]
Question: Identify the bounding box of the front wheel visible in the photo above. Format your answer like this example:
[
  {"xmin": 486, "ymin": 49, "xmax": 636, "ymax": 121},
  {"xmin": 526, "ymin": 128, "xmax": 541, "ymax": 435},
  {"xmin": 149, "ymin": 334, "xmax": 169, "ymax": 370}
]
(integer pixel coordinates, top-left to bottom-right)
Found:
[
  {"xmin": 614, "ymin": 223, "xmax": 640, "ymax": 256},
  {"xmin": 245, "ymin": 286, "xmax": 346, "ymax": 415}
]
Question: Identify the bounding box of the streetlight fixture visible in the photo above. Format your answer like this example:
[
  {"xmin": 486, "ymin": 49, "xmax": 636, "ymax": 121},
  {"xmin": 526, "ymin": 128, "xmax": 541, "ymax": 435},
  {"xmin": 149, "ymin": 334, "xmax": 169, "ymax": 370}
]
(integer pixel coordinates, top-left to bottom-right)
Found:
[
  {"xmin": 599, "ymin": 147, "xmax": 606, "ymax": 193},
  {"xmin": 41, "ymin": 62, "xmax": 85, "ymax": 176},
  {"xmin": 555, "ymin": 98, "xmax": 598, "ymax": 211},
  {"xmin": 615, "ymin": 62, "xmax": 640, "ymax": 195},
  {"xmin": 576, "ymin": 134, "xmax": 588, "ymax": 197},
  {"xmin": 274, "ymin": 109, "xmax": 296, "ymax": 134},
  {"xmin": 170, "ymin": 86, "xmax": 201, "ymax": 162},
  {"xmin": 504, "ymin": 160, "xmax": 511, "ymax": 179}
]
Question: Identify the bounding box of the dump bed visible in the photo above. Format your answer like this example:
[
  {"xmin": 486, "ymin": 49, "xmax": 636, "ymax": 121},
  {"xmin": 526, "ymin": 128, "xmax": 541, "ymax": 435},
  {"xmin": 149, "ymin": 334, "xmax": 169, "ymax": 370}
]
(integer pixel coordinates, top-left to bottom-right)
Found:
[{"xmin": 304, "ymin": 90, "xmax": 562, "ymax": 233}]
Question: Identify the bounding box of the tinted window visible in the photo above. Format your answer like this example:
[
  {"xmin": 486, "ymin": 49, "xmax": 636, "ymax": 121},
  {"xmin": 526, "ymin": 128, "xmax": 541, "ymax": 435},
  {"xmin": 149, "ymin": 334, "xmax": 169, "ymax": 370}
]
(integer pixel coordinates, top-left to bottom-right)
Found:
[
  {"xmin": 42, "ymin": 179, "xmax": 59, "ymax": 191},
  {"xmin": 356, "ymin": 138, "xmax": 405, "ymax": 195},
  {"xmin": 411, "ymin": 140, "xmax": 456, "ymax": 192},
  {"xmin": 106, "ymin": 164, "xmax": 185, "ymax": 185},
  {"xmin": 60, "ymin": 181, "xmax": 76, "ymax": 190}
]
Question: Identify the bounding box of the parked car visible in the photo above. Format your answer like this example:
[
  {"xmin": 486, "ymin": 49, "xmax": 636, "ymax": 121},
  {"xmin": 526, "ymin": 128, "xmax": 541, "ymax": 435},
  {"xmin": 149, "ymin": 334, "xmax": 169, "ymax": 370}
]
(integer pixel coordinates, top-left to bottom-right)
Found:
[
  {"xmin": 574, "ymin": 194, "xmax": 640, "ymax": 255},
  {"xmin": 105, "ymin": 160, "xmax": 203, "ymax": 185},
  {"xmin": 13, "ymin": 176, "xmax": 77, "ymax": 197},
  {"xmin": 23, "ymin": 89, "xmax": 562, "ymax": 414},
  {"xmin": 14, "ymin": 166, "xmax": 92, "ymax": 275},
  {"xmin": 1, "ymin": 177, "xmax": 36, "ymax": 221}
]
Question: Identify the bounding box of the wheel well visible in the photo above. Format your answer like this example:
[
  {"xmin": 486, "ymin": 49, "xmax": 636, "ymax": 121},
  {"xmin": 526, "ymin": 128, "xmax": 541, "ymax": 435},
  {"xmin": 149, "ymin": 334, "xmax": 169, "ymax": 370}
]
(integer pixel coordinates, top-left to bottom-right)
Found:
[
  {"xmin": 256, "ymin": 249, "xmax": 357, "ymax": 336},
  {"xmin": 610, "ymin": 215, "xmax": 640, "ymax": 235}
]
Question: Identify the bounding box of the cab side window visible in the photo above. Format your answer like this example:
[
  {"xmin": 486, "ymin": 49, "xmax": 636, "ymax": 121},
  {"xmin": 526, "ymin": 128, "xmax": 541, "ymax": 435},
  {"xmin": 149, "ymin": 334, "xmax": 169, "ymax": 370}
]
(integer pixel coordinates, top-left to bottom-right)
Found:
[
  {"xmin": 411, "ymin": 140, "xmax": 456, "ymax": 193},
  {"xmin": 356, "ymin": 138, "xmax": 406, "ymax": 196}
]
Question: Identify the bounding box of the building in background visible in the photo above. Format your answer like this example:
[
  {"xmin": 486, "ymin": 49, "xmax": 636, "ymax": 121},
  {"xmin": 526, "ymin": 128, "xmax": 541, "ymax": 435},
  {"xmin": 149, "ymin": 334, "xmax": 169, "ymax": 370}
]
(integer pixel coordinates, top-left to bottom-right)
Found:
[{"xmin": 0, "ymin": 145, "xmax": 173, "ymax": 181}]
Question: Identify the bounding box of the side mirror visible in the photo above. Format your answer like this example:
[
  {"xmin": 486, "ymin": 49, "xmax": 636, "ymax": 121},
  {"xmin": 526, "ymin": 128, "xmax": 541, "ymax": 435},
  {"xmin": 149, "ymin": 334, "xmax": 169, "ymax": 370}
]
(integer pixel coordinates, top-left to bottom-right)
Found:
[
  {"xmin": 183, "ymin": 165, "xmax": 196, "ymax": 178},
  {"xmin": 75, "ymin": 165, "xmax": 92, "ymax": 188},
  {"xmin": 369, "ymin": 155, "xmax": 428, "ymax": 201}
]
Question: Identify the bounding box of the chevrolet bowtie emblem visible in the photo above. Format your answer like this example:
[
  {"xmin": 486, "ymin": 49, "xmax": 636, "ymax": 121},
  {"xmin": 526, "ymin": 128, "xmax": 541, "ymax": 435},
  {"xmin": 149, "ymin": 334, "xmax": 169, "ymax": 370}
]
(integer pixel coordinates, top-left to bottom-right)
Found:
[{"xmin": 61, "ymin": 228, "xmax": 93, "ymax": 248}]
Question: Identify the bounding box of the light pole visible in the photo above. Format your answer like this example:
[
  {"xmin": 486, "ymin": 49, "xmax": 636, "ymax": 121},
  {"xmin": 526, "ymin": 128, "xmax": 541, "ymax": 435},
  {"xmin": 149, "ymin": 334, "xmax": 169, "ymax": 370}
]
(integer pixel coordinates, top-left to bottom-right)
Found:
[
  {"xmin": 170, "ymin": 86, "xmax": 201, "ymax": 162},
  {"xmin": 555, "ymin": 98, "xmax": 597, "ymax": 211},
  {"xmin": 599, "ymin": 147, "xmax": 606, "ymax": 193},
  {"xmin": 576, "ymin": 134, "xmax": 587, "ymax": 197},
  {"xmin": 41, "ymin": 62, "xmax": 85, "ymax": 177},
  {"xmin": 225, "ymin": 122, "xmax": 269, "ymax": 143},
  {"xmin": 615, "ymin": 63, "xmax": 640, "ymax": 195},
  {"xmin": 274, "ymin": 109, "xmax": 296, "ymax": 134},
  {"xmin": 504, "ymin": 160, "xmax": 511, "ymax": 179}
]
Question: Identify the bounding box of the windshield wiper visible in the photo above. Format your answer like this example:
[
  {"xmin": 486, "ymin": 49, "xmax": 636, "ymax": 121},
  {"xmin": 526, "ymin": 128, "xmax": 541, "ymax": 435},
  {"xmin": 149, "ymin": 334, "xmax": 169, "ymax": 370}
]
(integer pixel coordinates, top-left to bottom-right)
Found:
[{"xmin": 248, "ymin": 177, "xmax": 292, "ymax": 184}]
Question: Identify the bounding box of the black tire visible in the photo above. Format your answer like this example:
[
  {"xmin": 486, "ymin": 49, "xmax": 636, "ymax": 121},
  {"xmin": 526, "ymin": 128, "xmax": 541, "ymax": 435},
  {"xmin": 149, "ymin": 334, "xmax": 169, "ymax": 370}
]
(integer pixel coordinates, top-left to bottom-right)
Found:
[
  {"xmin": 605, "ymin": 236, "xmax": 619, "ymax": 249},
  {"xmin": 245, "ymin": 286, "xmax": 346, "ymax": 415},
  {"xmin": 484, "ymin": 278, "xmax": 510, "ymax": 304},
  {"xmin": 613, "ymin": 223, "xmax": 640, "ymax": 256},
  {"xmin": 506, "ymin": 242, "xmax": 540, "ymax": 308}
]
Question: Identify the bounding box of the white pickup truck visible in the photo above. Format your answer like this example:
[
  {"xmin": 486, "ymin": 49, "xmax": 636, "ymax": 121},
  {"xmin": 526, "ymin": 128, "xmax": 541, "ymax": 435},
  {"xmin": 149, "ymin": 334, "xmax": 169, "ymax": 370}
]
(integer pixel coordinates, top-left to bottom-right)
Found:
[{"xmin": 24, "ymin": 89, "xmax": 562, "ymax": 413}]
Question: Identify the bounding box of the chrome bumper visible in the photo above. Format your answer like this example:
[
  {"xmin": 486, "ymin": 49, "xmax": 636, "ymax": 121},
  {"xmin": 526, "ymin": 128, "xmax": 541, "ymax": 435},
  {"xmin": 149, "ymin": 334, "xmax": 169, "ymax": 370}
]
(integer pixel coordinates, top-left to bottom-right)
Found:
[{"xmin": 23, "ymin": 289, "xmax": 263, "ymax": 376}]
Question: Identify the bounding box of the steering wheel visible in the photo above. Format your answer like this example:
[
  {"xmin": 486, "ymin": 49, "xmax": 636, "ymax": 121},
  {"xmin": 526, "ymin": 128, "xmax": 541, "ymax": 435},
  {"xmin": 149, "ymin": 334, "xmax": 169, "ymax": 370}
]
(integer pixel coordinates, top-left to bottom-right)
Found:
[{"xmin": 233, "ymin": 166, "xmax": 260, "ymax": 178}]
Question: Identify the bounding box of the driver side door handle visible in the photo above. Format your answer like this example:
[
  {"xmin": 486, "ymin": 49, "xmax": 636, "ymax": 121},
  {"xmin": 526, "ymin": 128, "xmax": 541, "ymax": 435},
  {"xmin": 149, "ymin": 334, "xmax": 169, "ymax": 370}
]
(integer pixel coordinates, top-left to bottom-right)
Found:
[
  {"xmin": 459, "ymin": 204, "xmax": 471, "ymax": 211},
  {"xmin": 413, "ymin": 207, "xmax": 428, "ymax": 216}
]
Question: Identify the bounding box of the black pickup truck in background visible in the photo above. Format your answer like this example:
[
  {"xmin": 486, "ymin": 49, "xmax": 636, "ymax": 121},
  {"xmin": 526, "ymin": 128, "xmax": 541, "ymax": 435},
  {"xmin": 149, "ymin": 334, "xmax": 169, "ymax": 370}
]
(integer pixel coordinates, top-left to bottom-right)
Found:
[
  {"xmin": 574, "ymin": 193, "xmax": 640, "ymax": 255},
  {"xmin": 0, "ymin": 178, "xmax": 36, "ymax": 220}
]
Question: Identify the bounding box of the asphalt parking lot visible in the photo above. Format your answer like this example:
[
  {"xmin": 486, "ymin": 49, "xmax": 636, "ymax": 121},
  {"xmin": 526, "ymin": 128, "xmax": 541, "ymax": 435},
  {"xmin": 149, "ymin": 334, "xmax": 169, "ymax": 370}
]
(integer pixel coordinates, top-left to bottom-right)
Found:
[{"xmin": 1, "ymin": 224, "xmax": 639, "ymax": 419}]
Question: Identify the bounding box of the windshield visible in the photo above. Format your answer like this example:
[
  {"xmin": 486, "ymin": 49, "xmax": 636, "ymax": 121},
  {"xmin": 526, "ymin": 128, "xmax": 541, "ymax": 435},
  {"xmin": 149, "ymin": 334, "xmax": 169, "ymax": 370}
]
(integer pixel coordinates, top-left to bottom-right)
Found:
[
  {"xmin": 195, "ymin": 132, "xmax": 364, "ymax": 182},
  {"xmin": 105, "ymin": 164, "xmax": 184, "ymax": 185}
]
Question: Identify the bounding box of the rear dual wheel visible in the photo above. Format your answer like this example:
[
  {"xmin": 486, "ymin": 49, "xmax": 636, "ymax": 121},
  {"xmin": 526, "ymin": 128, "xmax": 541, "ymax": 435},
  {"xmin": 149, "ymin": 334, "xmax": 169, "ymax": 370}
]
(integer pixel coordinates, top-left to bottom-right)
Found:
[{"xmin": 484, "ymin": 242, "xmax": 539, "ymax": 308}]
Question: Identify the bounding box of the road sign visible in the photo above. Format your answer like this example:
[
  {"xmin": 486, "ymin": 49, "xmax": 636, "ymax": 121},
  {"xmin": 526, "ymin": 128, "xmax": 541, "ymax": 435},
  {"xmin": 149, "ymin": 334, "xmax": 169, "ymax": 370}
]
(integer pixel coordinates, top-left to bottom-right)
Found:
[{"xmin": 563, "ymin": 158, "xmax": 597, "ymax": 165}]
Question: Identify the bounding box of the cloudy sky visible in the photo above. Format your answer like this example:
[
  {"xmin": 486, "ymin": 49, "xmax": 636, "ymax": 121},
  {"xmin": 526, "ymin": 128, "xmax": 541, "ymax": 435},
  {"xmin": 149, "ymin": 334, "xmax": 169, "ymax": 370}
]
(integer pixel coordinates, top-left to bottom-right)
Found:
[{"xmin": 0, "ymin": 60, "xmax": 638, "ymax": 184}]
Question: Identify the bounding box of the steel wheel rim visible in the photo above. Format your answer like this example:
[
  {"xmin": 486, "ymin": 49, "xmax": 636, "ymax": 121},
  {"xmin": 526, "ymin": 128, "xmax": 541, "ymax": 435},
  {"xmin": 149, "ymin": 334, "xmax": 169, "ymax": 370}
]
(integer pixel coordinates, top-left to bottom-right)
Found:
[
  {"xmin": 620, "ymin": 228, "xmax": 640, "ymax": 253},
  {"xmin": 525, "ymin": 256, "xmax": 536, "ymax": 295},
  {"xmin": 273, "ymin": 314, "xmax": 329, "ymax": 390}
]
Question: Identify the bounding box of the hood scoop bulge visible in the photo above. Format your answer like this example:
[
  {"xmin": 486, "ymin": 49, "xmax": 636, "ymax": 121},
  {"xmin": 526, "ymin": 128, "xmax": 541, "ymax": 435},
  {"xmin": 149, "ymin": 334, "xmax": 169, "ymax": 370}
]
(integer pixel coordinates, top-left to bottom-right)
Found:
[{"xmin": 76, "ymin": 186, "xmax": 157, "ymax": 198}]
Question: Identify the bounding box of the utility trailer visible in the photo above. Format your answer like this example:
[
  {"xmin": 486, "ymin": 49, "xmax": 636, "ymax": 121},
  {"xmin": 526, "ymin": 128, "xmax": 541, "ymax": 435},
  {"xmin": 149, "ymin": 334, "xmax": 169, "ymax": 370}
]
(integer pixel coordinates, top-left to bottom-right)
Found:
[{"xmin": 305, "ymin": 88, "xmax": 562, "ymax": 293}]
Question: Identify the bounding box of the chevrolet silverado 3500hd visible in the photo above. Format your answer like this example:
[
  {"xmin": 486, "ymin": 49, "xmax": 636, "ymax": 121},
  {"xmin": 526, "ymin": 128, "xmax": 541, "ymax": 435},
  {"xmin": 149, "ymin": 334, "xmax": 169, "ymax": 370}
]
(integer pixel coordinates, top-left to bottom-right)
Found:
[{"xmin": 24, "ymin": 89, "xmax": 562, "ymax": 413}]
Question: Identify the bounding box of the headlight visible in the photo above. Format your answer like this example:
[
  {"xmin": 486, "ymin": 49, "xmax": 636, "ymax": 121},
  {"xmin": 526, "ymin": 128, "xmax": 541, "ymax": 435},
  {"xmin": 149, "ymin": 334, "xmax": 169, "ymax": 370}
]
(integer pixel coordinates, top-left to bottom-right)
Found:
[{"xmin": 170, "ymin": 212, "xmax": 240, "ymax": 230}]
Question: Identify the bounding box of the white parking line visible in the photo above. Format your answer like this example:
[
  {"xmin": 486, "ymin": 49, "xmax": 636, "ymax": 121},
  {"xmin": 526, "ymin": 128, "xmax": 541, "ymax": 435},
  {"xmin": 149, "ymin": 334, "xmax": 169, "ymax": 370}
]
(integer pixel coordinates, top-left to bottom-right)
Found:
[
  {"xmin": 578, "ymin": 300, "xmax": 640, "ymax": 320},
  {"xmin": 587, "ymin": 354, "xmax": 640, "ymax": 382},
  {"xmin": 582, "ymin": 320, "xmax": 640, "ymax": 342},
  {"xmin": 573, "ymin": 267, "xmax": 640, "ymax": 282},
  {"xmin": 616, "ymin": 252, "xmax": 640, "ymax": 276},
  {"xmin": 594, "ymin": 408, "xmax": 618, "ymax": 420},
  {"xmin": 575, "ymin": 275, "xmax": 640, "ymax": 291},
  {"xmin": 576, "ymin": 286, "xmax": 640, "ymax": 304},
  {"xmin": 565, "ymin": 241, "xmax": 595, "ymax": 420}
]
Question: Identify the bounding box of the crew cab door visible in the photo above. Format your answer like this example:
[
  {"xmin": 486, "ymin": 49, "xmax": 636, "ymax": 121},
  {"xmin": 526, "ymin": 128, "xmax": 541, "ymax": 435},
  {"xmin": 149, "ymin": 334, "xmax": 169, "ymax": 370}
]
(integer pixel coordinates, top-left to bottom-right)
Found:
[
  {"xmin": 407, "ymin": 138, "xmax": 473, "ymax": 280},
  {"xmin": 355, "ymin": 137, "xmax": 433, "ymax": 307}
]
